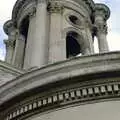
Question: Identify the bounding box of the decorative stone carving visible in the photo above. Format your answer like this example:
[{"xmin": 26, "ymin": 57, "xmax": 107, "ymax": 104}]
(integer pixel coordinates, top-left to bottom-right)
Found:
[
  {"xmin": 28, "ymin": 7, "xmax": 36, "ymax": 18},
  {"xmin": 3, "ymin": 20, "xmax": 15, "ymax": 35},
  {"xmin": 4, "ymin": 40, "xmax": 15, "ymax": 48},
  {"xmin": 37, "ymin": 0, "xmax": 47, "ymax": 3},
  {"xmin": 0, "ymin": 0, "xmax": 114, "ymax": 120},
  {"xmin": 94, "ymin": 23, "xmax": 108, "ymax": 35},
  {"xmin": 3, "ymin": 22, "xmax": 18, "ymax": 64},
  {"xmin": 5, "ymin": 81, "xmax": 120, "ymax": 120},
  {"xmin": 65, "ymin": 12, "xmax": 87, "ymax": 29},
  {"xmin": 3, "ymin": 20, "xmax": 18, "ymax": 42},
  {"xmin": 47, "ymin": 0, "xmax": 64, "ymax": 13}
]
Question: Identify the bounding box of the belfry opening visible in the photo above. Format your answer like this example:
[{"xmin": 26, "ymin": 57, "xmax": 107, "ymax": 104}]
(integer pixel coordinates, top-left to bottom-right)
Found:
[{"xmin": 66, "ymin": 31, "xmax": 81, "ymax": 58}]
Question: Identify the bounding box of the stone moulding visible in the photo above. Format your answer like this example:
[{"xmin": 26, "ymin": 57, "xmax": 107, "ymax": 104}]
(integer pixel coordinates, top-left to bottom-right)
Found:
[
  {"xmin": 12, "ymin": 0, "xmax": 95, "ymax": 26},
  {"xmin": 0, "ymin": 60, "xmax": 24, "ymax": 75},
  {"xmin": 5, "ymin": 81, "xmax": 120, "ymax": 120},
  {"xmin": 1, "ymin": 52, "xmax": 120, "ymax": 119}
]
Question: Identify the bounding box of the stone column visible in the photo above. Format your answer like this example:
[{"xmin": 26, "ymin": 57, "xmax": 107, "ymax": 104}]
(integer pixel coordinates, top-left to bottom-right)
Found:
[
  {"xmin": 23, "ymin": 8, "xmax": 36, "ymax": 69},
  {"xmin": 48, "ymin": 1, "xmax": 66, "ymax": 63},
  {"xmin": 29, "ymin": 0, "xmax": 49, "ymax": 68},
  {"xmin": 95, "ymin": 23, "xmax": 109, "ymax": 53},
  {"xmin": 94, "ymin": 4, "xmax": 110, "ymax": 53},
  {"xmin": 12, "ymin": 34, "xmax": 25, "ymax": 68},
  {"xmin": 3, "ymin": 20, "xmax": 16, "ymax": 64},
  {"xmin": 4, "ymin": 39, "xmax": 15, "ymax": 64}
]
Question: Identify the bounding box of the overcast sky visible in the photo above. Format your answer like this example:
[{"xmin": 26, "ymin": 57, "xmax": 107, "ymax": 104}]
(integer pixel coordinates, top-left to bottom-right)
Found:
[{"xmin": 0, "ymin": 0, "xmax": 120, "ymax": 60}]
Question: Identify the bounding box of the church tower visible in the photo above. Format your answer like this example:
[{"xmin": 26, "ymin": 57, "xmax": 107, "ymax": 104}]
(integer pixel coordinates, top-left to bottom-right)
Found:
[
  {"xmin": 3, "ymin": 0, "xmax": 110, "ymax": 70},
  {"xmin": 2, "ymin": 1, "xmax": 120, "ymax": 120}
]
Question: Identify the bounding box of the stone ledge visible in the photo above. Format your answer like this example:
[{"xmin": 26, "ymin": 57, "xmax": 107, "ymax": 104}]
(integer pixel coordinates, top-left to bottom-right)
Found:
[
  {"xmin": 4, "ymin": 79, "xmax": 120, "ymax": 120},
  {"xmin": 0, "ymin": 52, "xmax": 120, "ymax": 106},
  {"xmin": 1, "ymin": 52, "xmax": 120, "ymax": 119}
]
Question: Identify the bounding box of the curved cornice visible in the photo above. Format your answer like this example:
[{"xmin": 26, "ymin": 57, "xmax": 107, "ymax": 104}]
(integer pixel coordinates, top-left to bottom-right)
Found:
[
  {"xmin": 1, "ymin": 52, "xmax": 120, "ymax": 103},
  {"xmin": 3, "ymin": 81, "xmax": 120, "ymax": 120},
  {"xmin": 12, "ymin": 0, "xmax": 95, "ymax": 26},
  {"xmin": 0, "ymin": 52, "xmax": 120, "ymax": 119},
  {"xmin": 0, "ymin": 52, "xmax": 120, "ymax": 115}
]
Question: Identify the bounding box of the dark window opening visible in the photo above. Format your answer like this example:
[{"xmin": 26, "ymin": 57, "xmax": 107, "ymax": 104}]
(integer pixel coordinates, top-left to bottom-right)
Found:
[
  {"xmin": 66, "ymin": 32, "xmax": 81, "ymax": 58},
  {"xmin": 19, "ymin": 16, "xmax": 30, "ymax": 67},
  {"xmin": 20, "ymin": 16, "xmax": 29, "ymax": 41},
  {"xmin": 69, "ymin": 15, "xmax": 80, "ymax": 25}
]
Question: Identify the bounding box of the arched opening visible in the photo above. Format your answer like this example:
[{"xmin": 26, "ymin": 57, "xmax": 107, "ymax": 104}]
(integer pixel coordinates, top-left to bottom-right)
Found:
[
  {"xmin": 69, "ymin": 15, "xmax": 81, "ymax": 26},
  {"xmin": 18, "ymin": 16, "xmax": 30, "ymax": 67},
  {"xmin": 66, "ymin": 31, "xmax": 82, "ymax": 58},
  {"xmin": 20, "ymin": 16, "xmax": 29, "ymax": 41}
]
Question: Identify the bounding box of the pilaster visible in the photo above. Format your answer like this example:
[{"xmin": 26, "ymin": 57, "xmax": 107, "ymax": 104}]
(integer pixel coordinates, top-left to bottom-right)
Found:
[
  {"xmin": 84, "ymin": 19, "xmax": 94, "ymax": 55},
  {"xmin": 27, "ymin": 0, "xmax": 49, "ymax": 68},
  {"xmin": 48, "ymin": 1, "xmax": 66, "ymax": 63},
  {"xmin": 23, "ymin": 7, "xmax": 37, "ymax": 69},
  {"xmin": 12, "ymin": 34, "xmax": 25, "ymax": 68}
]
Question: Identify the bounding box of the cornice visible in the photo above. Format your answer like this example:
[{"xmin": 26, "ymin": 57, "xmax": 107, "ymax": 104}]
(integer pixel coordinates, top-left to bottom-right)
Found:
[
  {"xmin": 12, "ymin": 0, "xmax": 36, "ymax": 27},
  {"xmin": 1, "ymin": 52, "xmax": 120, "ymax": 119},
  {"xmin": 12, "ymin": 0, "xmax": 95, "ymax": 26},
  {"xmin": 94, "ymin": 23, "xmax": 108, "ymax": 35},
  {"xmin": 4, "ymin": 80, "xmax": 120, "ymax": 120},
  {"xmin": 1, "ymin": 52, "xmax": 120, "ymax": 103}
]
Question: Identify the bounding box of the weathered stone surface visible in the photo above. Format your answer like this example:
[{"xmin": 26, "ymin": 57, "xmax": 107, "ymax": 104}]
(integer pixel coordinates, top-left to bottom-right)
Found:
[
  {"xmin": 0, "ymin": 60, "xmax": 24, "ymax": 87},
  {"xmin": 0, "ymin": 0, "xmax": 114, "ymax": 120}
]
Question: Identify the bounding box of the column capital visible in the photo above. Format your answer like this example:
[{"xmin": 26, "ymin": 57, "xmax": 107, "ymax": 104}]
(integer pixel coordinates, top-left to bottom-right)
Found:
[
  {"xmin": 28, "ymin": 7, "xmax": 36, "ymax": 18},
  {"xmin": 95, "ymin": 3, "xmax": 110, "ymax": 21},
  {"xmin": 47, "ymin": 0, "xmax": 64, "ymax": 13}
]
